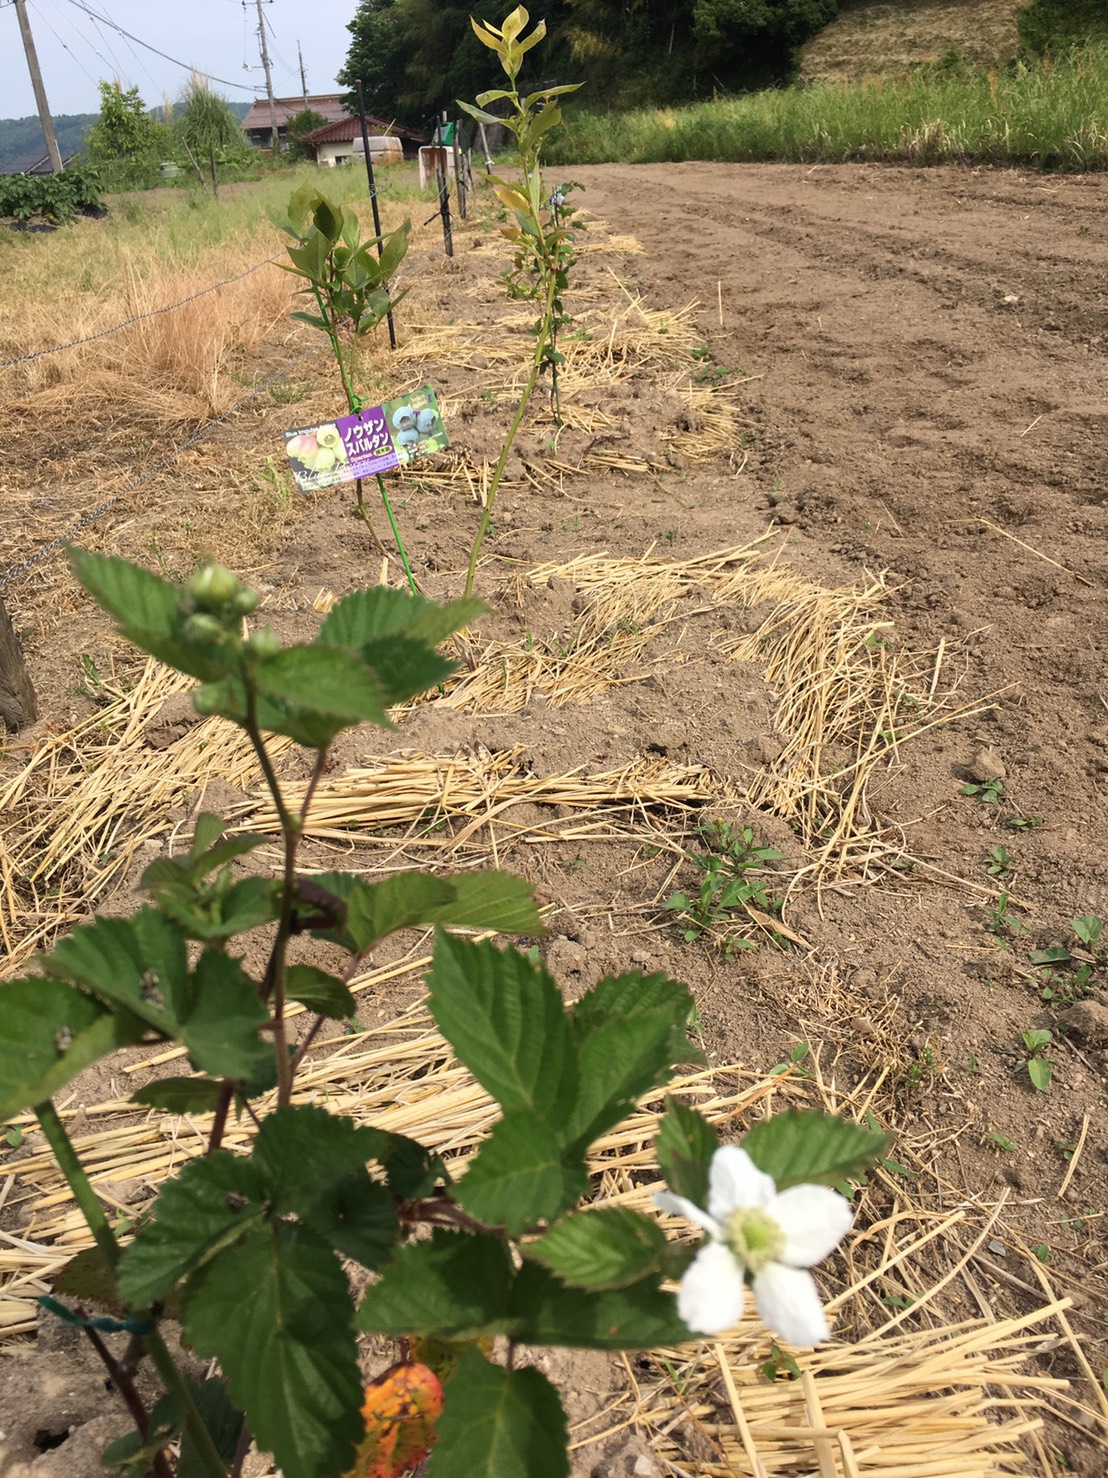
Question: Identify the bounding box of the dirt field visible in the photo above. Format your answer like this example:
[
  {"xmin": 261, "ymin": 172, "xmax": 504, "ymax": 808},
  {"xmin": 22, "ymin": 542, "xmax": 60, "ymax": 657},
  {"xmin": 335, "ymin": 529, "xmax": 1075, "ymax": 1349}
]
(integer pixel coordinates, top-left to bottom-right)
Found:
[{"xmin": 2, "ymin": 162, "xmax": 1107, "ymax": 1474}]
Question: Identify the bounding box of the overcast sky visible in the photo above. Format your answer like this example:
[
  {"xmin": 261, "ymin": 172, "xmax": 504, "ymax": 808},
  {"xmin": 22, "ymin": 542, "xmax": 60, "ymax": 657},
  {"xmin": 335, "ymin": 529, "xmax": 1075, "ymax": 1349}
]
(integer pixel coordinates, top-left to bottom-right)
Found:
[{"xmin": 5, "ymin": 0, "xmax": 363, "ymax": 118}]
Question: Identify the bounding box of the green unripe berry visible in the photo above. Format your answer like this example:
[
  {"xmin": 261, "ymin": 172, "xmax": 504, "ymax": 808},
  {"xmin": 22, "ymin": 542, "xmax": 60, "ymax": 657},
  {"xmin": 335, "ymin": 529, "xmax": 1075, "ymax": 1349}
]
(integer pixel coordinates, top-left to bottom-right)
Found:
[
  {"xmin": 182, "ymin": 613, "xmax": 226, "ymax": 644},
  {"xmin": 189, "ymin": 563, "xmax": 240, "ymax": 608},
  {"xmin": 246, "ymin": 627, "xmax": 280, "ymax": 660},
  {"xmin": 232, "ymin": 587, "xmax": 259, "ymax": 616}
]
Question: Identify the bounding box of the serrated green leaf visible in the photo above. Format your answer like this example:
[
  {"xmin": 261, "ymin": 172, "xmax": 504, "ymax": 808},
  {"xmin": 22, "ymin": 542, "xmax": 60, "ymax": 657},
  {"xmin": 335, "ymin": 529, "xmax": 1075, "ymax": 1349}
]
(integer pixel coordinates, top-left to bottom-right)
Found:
[
  {"xmin": 357, "ymin": 1229, "xmax": 517, "ymax": 1341},
  {"xmin": 190, "ymin": 813, "xmax": 226, "ymax": 857},
  {"xmin": 0, "ymin": 978, "xmax": 135, "ymax": 1121},
  {"xmin": 375, "ymin": 1132, "xmax": 446, "ymax": 1199},
  {"xmin": 183, "ymin": 1220, "xmax": 363, "ymax": 1478},
  {"xmin": 255, "ymin": 645, "xmax": 391, "ymax": 727},
  {"xmin": 130, "ymin": 1077, "xmax": 224, "ymax": 1114},
  {"xmin": 358, "ymin": 635, "xmax": 455, "ymax": 705},
  {"xmin": 251, "ymin": 1105, "xmax": 381, "ymax": 1216},
  {"xmin": 54, "ymin": 1244, "xmax": 122, "ymax": 1311},
  {"xmin": 319, "ymin": 587, "xmax": 482, "ymax": 652},
  {"xmin": 657, "ymin": 1097, "xmax": 717, "ymax": 1206},
  {"xmin": 528, "ymin": 1208, "xmax": 669, "ymax": 1291},
  {"xmin": 567, "ymin": 1004, "xmax": 690, "ymax": 1150},
  {"xmin": 510, "ymin": 1263, "xmax": 689, "ymax": 1350},
  {"xmin": 69, "ymin": 547, "xmax": 179, "ymax": 639},
  {"xmin": 427, "ymin": 933, "xmax": 577, "ymax": 1120},
  {"xmin": 285, "ymin": 965, "xmax": 355, "ymax": 1019},
  {"xmin": 430, "ymin": 1349, "xmax": 568, "ymax": 1478},
  {"xmin": 117, "ymin": 1152, "xmax": 266, "ymax": 1307},
  {"xmin": 177, "ymin": 1379, "xmax": 243, "ymax": 1478},
  {"xmin": 173, "ymin": 949, "xmax": 270, "ymax": 1080},
  {"xmin": 571, "ymin": 971, "xmax": 697, "ymax": 1065},
  {"xmin": 302, "ymin": 1171, "xmax": 396, "ymax": 1268},
  {"xmin": 309, "ymin": 870, "xmax": 541, "ymax": 954},
  {"xmin": 742, "ymin": 1112, "xmax": 889, "ymax": 1191},
  {"xmin": 454, "ymin": 1113, "xmax": 588, "ymax": 1235}
]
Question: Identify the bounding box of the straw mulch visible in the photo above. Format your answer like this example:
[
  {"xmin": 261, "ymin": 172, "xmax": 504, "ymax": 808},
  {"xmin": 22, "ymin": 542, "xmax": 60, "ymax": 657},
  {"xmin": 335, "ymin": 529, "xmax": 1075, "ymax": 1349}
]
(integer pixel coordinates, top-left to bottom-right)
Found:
[
  {"xmin": 1, "ymin": 993, "xmax": 1098, "ymax": 1474},
  {"xmin": 1, "ymin": 540, "xmax": 968, "ymax": 971}
]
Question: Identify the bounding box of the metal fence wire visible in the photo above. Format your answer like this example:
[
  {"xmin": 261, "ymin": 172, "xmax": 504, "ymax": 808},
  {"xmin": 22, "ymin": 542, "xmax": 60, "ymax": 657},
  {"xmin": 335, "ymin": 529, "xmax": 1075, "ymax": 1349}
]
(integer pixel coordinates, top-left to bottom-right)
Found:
[
  {"xmin": 0, "ymin": 253, "xmax": 283, "ymax": 371},
  {"xmin": 0, "ymin": 344, "xmax": 324, "ymax": 590}
]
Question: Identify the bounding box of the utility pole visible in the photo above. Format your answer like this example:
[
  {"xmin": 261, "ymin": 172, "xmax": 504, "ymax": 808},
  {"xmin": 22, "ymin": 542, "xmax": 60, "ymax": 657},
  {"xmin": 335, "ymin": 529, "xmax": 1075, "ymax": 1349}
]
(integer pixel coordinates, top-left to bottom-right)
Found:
[
  {"xmin": 297, "ymin": 40, "xmax": 308, "ymax": 107},
  {"xmin": 255, "ymin": 0, "xmax": 279, "ymax": 151},
  {"xmin": 14, "ymin": 0, "xmax": 63, "ymax": 173}
]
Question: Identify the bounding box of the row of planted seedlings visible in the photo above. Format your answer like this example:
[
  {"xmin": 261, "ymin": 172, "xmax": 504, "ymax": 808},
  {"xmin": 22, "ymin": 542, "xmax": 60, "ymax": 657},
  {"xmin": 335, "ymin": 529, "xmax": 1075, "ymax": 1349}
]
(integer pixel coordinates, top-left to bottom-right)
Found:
[{"xmin": 1, "ymin": 10, "xmax": 892, "ymax": 1476}]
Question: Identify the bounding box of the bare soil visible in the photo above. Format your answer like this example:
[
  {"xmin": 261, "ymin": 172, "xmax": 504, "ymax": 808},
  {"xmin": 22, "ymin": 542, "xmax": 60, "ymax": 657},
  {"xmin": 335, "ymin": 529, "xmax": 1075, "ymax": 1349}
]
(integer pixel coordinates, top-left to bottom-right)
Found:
[{"xmin": 2, "ymin": 161, "xmax": 1107, "ymax": 1474}]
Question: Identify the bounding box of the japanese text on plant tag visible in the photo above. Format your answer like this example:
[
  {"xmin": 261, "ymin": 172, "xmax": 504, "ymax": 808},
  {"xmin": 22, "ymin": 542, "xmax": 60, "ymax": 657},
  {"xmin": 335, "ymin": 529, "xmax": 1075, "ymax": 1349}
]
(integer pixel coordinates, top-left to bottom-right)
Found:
[{"xmin": 283, "ymin": 385, "xmax": 448, "ymax": 493}]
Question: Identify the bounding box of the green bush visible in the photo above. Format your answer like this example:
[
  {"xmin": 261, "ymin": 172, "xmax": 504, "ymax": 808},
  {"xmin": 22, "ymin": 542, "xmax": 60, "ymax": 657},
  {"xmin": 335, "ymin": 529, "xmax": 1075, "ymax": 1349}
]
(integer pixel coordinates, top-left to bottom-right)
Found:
[{"xmin": 0, "ymin": 165, "xmax": 104, "ymax": 225}]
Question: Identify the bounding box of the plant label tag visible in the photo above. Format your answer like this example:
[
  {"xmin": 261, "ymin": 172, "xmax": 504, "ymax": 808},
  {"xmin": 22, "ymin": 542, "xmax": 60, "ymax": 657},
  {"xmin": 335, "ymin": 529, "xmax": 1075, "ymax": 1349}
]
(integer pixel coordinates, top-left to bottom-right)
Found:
[{"xmin": 282, "ymin": 385, "xmax": 448, "ymax": 493}]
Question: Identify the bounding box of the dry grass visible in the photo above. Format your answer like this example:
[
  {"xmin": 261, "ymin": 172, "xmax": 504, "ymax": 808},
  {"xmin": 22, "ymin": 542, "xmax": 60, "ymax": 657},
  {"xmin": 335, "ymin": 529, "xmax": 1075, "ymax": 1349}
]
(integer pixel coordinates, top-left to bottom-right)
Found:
[
  {"xmin": 799, "ymin": 0, "xmax": 1024, "ymax": 84},
  {"xmin": 2, "ymin": 997, "xmax": 1103, "ymax": 1472}
]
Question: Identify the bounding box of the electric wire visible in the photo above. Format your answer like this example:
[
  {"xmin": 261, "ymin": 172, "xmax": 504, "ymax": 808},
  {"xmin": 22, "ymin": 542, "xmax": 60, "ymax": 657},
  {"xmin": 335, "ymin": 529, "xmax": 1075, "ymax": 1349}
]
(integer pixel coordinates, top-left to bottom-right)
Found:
[
  {"xmin": 63, "ymin": 0, "xmax": 261, "ymax": 93},
  {"xmin": 29, "ymin": 0, "xmax": 98, "ymax": 88}
]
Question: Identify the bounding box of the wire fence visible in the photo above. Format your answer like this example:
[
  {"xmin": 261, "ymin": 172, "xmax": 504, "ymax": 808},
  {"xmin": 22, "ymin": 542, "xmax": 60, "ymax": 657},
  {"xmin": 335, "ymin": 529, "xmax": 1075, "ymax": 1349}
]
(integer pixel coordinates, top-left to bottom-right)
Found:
[
  {"xmin": 0, "ymin": 253, "xmax": 284, "ymax": 370},
  {"xmin": 0, "ymin": 343, "xmax": 325, "ymax": 591}
]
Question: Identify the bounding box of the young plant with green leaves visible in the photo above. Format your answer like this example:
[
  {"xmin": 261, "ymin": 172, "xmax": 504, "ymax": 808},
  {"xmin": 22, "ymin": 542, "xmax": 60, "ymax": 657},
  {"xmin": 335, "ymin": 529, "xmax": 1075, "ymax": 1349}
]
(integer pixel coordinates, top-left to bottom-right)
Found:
[
  {"xmin": 1020, "ymin": 1028, "xmax": 1056, "ymax": 1091},
  {"xmin": 273, "ymin": 185, "xmax": 417, "ymax": 592},
  {"xmin": 664, "ymin": 819, "xmax": 786, "ymax": 956},
  {"xmin": 0, "ymin": 549, "xmax": 887, "ymax": 1476},
  {"xmin": 458, "ymin": 5, "xmax": 582, "ymax": 596}
]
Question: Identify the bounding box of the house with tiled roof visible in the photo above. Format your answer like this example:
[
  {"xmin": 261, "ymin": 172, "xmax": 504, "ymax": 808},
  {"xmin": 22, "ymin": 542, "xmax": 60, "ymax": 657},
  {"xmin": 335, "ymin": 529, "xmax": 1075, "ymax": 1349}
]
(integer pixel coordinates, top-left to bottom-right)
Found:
[
  {"xmin": 302, "ymin": 114, "xmax": 426, "ymax": 165},
  {"xmin": 240, "ymin": 94, "xmax": 351, "ymax": 148}
]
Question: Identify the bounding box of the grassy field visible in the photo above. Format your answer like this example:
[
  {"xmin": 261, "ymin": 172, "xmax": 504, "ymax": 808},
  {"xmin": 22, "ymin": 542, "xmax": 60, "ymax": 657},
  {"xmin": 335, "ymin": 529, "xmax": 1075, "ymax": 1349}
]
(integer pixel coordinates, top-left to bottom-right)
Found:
[
  {"xmin": 546, "ymin": 44, "xmax": 1108, "ymax": 169},
  {"xmin": 0, "ymin": 165, "xmax": 426, "ymax": 423}
]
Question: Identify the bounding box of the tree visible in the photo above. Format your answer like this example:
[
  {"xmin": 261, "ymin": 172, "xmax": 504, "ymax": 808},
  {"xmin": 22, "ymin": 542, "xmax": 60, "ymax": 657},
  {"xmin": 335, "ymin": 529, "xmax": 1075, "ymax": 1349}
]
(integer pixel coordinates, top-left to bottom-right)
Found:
[
  {"xmin": 338, "ymin": 0, "xmax": 411, "ymax": 123},
  {"xmin": 285, "ymin": 107, "xmax": 330, "ymax": 161},
  {"xmin": 339, "ymin": 0, "xmax": 572, "ymax": 126},
  {"xmin": 176, "ymin": 75, "xmax": 253, "ymax": 167},
  {"xmin": 84, "ymin": 81, "xmax": 172, "ymax": 185}
]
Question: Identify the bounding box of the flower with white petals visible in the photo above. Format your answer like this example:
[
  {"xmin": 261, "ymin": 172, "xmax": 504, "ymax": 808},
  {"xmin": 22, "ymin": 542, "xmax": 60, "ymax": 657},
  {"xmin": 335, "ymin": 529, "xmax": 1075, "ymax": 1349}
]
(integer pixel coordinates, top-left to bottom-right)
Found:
[{"xmin": 654, "ymin": 1145, "xmax": 853, "ymax": 1345}]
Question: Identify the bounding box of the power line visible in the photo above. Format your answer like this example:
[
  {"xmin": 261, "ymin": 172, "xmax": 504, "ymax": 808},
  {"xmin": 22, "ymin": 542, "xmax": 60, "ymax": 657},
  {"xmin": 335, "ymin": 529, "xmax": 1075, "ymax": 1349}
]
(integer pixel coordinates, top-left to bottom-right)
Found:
[
  {"xmin": 29, "ymin": 0, "xmax": 97, "ymax": 88},
  {"xmin": 63, "ymin": 0, "xmax": 261, "ymax": 94}
]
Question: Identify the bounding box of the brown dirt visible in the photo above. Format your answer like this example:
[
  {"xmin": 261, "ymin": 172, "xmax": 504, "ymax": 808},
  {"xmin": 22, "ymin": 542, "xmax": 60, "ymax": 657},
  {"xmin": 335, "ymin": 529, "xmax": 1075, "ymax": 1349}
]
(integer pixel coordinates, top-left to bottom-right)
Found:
[{"xmin": 2, "ymin": 161, "xmax": 1107, "ymax": 1474}]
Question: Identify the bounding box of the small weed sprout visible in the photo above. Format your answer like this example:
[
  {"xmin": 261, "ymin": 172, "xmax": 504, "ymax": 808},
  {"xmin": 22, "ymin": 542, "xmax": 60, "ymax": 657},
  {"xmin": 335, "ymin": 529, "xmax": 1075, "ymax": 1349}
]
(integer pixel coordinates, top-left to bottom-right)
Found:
[
  {"xmin": 1020, "ymin": 1028, "xmax": 1056, "ymax": 1091},
  {"xmin": 960, "ymin": 777, "xmax": 1006, "ymax": 803},
  {"xmin": 985, "ymin": 844, "xmax": 1013, "ymax": 879},
  {"xmin": 459, "ymin": 5, "xmax": 583, "ymax": 596},
  {"xmin": 664, "ymin": 819, "xmax": 786, "ymax": 956},
  {"xmin": 984, "ymin": 891, "xmax": 1028, "ymax": 943}
]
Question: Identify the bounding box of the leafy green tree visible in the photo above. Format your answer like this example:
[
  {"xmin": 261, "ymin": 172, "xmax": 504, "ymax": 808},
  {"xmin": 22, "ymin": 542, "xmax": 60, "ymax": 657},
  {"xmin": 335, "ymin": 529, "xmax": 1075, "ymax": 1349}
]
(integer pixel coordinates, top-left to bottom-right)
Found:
[
  {"xmin": 176, "ymin": 77, "xmax": 254, "ymax": 169},
  {"xmin": 340, "ymin": 0, "xmax": 572, "ymax": 123},
  {"xmin": 85, "ymin": 81, "xmax": 173, "ymax": 186},
  {"xmin": 284, "ymin": 107, "xmax": 330, "ymax": 162}
]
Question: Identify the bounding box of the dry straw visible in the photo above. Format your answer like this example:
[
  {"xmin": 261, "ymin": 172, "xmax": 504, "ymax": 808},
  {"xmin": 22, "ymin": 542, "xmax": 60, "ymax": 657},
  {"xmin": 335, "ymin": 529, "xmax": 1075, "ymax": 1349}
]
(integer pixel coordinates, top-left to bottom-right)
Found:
[{"xmin": 1, "ymin": 995, "xmax": 1099, "ymax": 1473}]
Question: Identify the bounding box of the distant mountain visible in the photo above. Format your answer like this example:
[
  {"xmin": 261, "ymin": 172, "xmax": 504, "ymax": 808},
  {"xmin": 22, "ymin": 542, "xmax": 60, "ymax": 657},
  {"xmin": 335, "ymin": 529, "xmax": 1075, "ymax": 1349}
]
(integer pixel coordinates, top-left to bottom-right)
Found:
[
  {"xmin": 0, "ymin": 113, "xmax": 97, "ymax": 170},
  {"xmin": 0, "ymin": 101, "xmax": 252, "ymax": 172}
]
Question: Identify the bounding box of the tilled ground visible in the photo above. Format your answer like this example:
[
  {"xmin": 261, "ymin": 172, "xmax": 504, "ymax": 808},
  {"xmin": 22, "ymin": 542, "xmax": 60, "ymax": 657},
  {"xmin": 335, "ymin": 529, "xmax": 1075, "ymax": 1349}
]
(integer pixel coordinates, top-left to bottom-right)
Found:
[{"xmin": 2, "ymin": 162, "xmax": 1107, "ymax": 1474}]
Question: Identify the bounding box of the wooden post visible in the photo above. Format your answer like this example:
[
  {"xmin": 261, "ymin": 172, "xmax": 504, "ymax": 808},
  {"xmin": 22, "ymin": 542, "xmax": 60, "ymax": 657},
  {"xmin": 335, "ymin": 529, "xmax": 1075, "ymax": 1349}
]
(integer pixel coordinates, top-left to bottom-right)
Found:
[{"xmin": 0, "ymin": 593, "xmax": 36, "ymax": 731}]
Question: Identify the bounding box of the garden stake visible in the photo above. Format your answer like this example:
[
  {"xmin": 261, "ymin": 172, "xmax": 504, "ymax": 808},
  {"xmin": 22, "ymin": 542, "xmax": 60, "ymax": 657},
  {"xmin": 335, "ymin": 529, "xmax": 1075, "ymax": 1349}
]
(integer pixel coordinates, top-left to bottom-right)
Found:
[
  {"xmin": 453, "ymin": 118, "xmax": 467, "ymax": 219},
  {"xmin": 435, "ymin": 112, "xmax": 454, "ymax": 257},
  {"xmin": 355, "ymin": 79, "xmax": 397, "ymax": 351}
]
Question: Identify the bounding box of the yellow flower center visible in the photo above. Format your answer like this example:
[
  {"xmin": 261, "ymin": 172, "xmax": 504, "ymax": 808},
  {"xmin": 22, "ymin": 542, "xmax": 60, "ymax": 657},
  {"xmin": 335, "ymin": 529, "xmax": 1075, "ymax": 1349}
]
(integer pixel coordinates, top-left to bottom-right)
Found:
[{"xmin": 723, "ymin": 1208, "xmax": 784, "ymax": 1273}]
